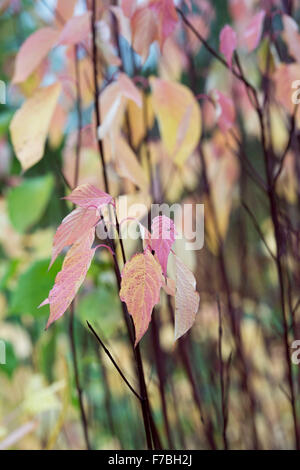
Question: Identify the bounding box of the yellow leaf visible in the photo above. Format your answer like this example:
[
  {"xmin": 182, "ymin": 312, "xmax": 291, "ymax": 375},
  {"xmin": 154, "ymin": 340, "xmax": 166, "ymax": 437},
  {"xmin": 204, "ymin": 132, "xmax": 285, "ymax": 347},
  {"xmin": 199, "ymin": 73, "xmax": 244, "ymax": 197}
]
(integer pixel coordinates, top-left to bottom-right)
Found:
[
  {"xmin": 150, "ymin": 77, "xmax": 201, "ymax": 167},
  {"xmin": 113, "ymin": 136, "xmax": 148, "ymax": 189},
  {"xmin": 10, "ymin": 83, "xmax": 61, "ymax": 171},
  {"xmin": 127, "ymin": 94, "xmax": 154, "ymax": 148},
  {"xmin": 203, "ymin": 139, "xmax": 239, "ymax": 254}
]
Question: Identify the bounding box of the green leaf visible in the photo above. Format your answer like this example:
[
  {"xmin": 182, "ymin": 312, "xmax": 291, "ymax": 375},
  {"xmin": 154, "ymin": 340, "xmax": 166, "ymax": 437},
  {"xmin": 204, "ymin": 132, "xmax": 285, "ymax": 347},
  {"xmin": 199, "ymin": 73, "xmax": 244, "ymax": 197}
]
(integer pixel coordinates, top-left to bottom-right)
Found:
[
  {"xmin": 0, "ymin": 342, "xmax": 18, "ymax": 378},
  {"xmin": 78, "ymin": 287, "xmax": 122, "ymax": 336},
  {"xmin": 0, "ymin": 259, "xmax": 19, "ymax": 290},
  {"xmin": 7, "ymin": 174, "xmax": 54, "ymax": 233},
  {"xmin": 10, "ymin": 258, "xmax": 63, "ymax": 317},
  {"xmin": 0, "ymin": 110, "xmax": 13, "ymax": 138}
]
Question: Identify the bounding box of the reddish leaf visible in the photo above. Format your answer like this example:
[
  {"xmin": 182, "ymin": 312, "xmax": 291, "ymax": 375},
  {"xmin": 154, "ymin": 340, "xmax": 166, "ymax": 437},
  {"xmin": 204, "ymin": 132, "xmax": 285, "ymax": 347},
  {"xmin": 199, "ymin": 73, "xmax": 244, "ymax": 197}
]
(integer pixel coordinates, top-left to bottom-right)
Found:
[
  {"xmin": 274, "ymin": 63, "xmax": 300, "ymax": 115},
  {"xmin": 55, "ymin": 0, "xmax": 77, "ymax": 26},
  {"xmin": 50, "ymin": 206, "xmax": 99, "ymax": 268},
  {"xmin": 174, "ymin": 254, "xmax": 200, "ymax": 340},
  {"xmin": 240, "ymin": 10, "xmax": 265, "ymax": 52},
  {"xmin": 131, "ymin": 7, "xmax": 157, "ymax": 62},
  {"xmin": 117, "ymin": 73, "xmax": 142, "ymax": 108},
  {"xmin": 63, "ymin": 184, "xmax": 113, "ymax": 210},
  {"xmin": 150, "ymin": 216, "xmax": 176, "ymax": 276},
  {"xmin": 162, "ymin": 276, "xmax": 176, "ymax": 296},
  {"xmin": 58, "ymin": 12, "xmax": 92, "ymax": 45},
  {"xmin": 282, "ymin": 15, "xmax": 300, "ymax": 63},
  {"xmin": 12, "ymin": 27, "xmax": 60, "ymax": 84},
  {"xmin": 121, "ymin": 0, "xmax": 137, "ymax": 17},
  {"xmin": 148, "ymin": 0, "xmax": 178, "ymax": 48},
  {"xmin": 219, "ymin": 25, "xmax": 237, "ymax": 68},
  {"xmin": 120, "ymin": 250, "xmax": 163, "ymax": 345},
  {"xmin": 40, "ymin": 231, "xmax": 96, "ymax": 329},
  {"xmin": 214, "ymin": 90, "xmax": 235, "ymax": 132},
  {"xmin": 185, "ymin": 0, "xmax": 192, "ymax": 10}
]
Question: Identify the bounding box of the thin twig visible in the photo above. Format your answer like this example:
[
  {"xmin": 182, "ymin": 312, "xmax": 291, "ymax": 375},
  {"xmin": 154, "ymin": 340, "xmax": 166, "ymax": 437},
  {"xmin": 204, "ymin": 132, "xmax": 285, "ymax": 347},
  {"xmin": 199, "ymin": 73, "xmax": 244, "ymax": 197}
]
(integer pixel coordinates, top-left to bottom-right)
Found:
[
  {"xmin": 69, "ymin": 305, "xmax": 91, "ymax": 450},
  {"xmin": 66, "ymin": 45, "xmax": 91, "ymax": 451},
  {"xmin": 242, "ymin": 201, "xmax": 276, "ymax": 261},
  {"xmin": 87, "ymin": 321, "xmax": 143, "ymax": 401},
  {"xmin": 90, "ymin": 2, "xmax": 155, "ymax": 449},
  {"xmin": 273, "ymin": 105, "xmax": 298, "ymax": 186},
  {"xmin": 179, "ymin": 5, "xmax": 299, "ymax": 447},
  {"xmin": 91, "ymin": 2, "xmax": 110, "ymax": 194},
  {"xmin": 217, "ymin": 298, "xmax": 229, "ymax": 450},
  {"xmin": 74, "ymin": 45, "xmax": 82, "ymax": 188}
]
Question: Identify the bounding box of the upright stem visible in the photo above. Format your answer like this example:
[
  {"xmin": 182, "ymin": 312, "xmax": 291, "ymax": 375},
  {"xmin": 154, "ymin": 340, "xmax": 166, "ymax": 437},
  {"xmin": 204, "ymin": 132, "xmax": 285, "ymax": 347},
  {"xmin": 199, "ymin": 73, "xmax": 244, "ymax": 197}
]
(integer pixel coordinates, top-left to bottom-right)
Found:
[
  {"xmin": 257, "ymin": 107, "xmax": 300, "ymax": 449},
  {"xmin": 69, "ymin": 305, "xmax": 91, "ymax": 449},
  {"xmin": 151, "ymin": 311, "xmax": 174, "ymax": 449},
  {"xmin": 177, "ymin": 7, "xmax": 300, "ymax": 447},
  {"xmin": 74, "ymin": 45, "xmax": 82, "ymax": 188},
  {"xmin": 94, "ymin": 342, "xmax": 117, "ymax": 439},
  {"xmin": 67, "ymin": 46, "xmax": 91, "ymax": 450},
  {"xmin": 217, "ymin": 298, "xmax": 229, "ymax": 450},
  {"xmin": 90, "ymin": 0, "xmax": 155, "ymax": 449},
  {"xmin": 199, "ymin": 143, "xmax": 259, "ymax": 449},
  {"xmin": 167, "ymin": 297, "xmax": 217, "ymax": 449},
  {"xmin": 91, "ymin": 2, "xmax": 110, "ymax": 194}
]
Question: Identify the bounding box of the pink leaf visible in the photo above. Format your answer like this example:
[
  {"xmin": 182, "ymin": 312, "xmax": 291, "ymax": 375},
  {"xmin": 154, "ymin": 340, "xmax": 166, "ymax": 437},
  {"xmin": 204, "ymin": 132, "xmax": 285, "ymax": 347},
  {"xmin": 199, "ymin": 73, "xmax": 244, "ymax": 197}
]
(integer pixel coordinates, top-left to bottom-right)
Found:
[
  {"xmin": 148, "ymin": 0, "xmax": 178, "ymax": 48},
  {"xmin": 117, "ymin": 73, "xmax": 142, "ymax": 108},
  {"xmin": 58, "ymin": 12, "xmax": 92, "ymax": 45},
  {"xmin": 40, "ymin": 231, "xmax": 96, "ymax": 329},
  {"xmin": 12, "ymin": 27, "xmax": 60, "ymax": 84},
  {"xmin": 50, "ymin": 206, "xmax": 98, "ymax": 268},
  {"xmin": 55, "ymin": 0, "xmax": 77, "ymax": 26},
  {"xmin": 162, "ymin": 276, "xmax": 176, "ymax": 296},
  {"xmin": 220, "ymin": 25, "xmax": 237, "ymax": 68},
  {"xmin": 131, "ymin": 7, "xmax": 157, "ymax": 62},
  {"xmin": 174, "ymin": 254, "xmax": 200, "ymax": 340},
  {"xmin": 120, "ymin": 250, "xmax": 163, "ymax": 345},
  {"xmin": 121, "ymin": 0, "xmax": 137, "ymax": 17},
  {"xmin": 282, "ymin": 15, "xmax": 300, "ymax": 63},
  {"xmin": 150, "ymin": 216, "xmax": 176, "ymax": 276},
  {"xmin": 63, "ymin": 184, "xmax": 113, "ymax": 210},
  {"xmin": 240, "ymin": 10, "xmax": 265, "ymax": 52},
  {"xmin": 274, "ymin": 63, "xmax": 300, "ymax": 115},
  {"xmin": 214, "ymin": 90, "xmax": 236, "ymax": 132},
  {"xmin": 185, "ymin": 0, "xmax": 192, "ymax": 10}
]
